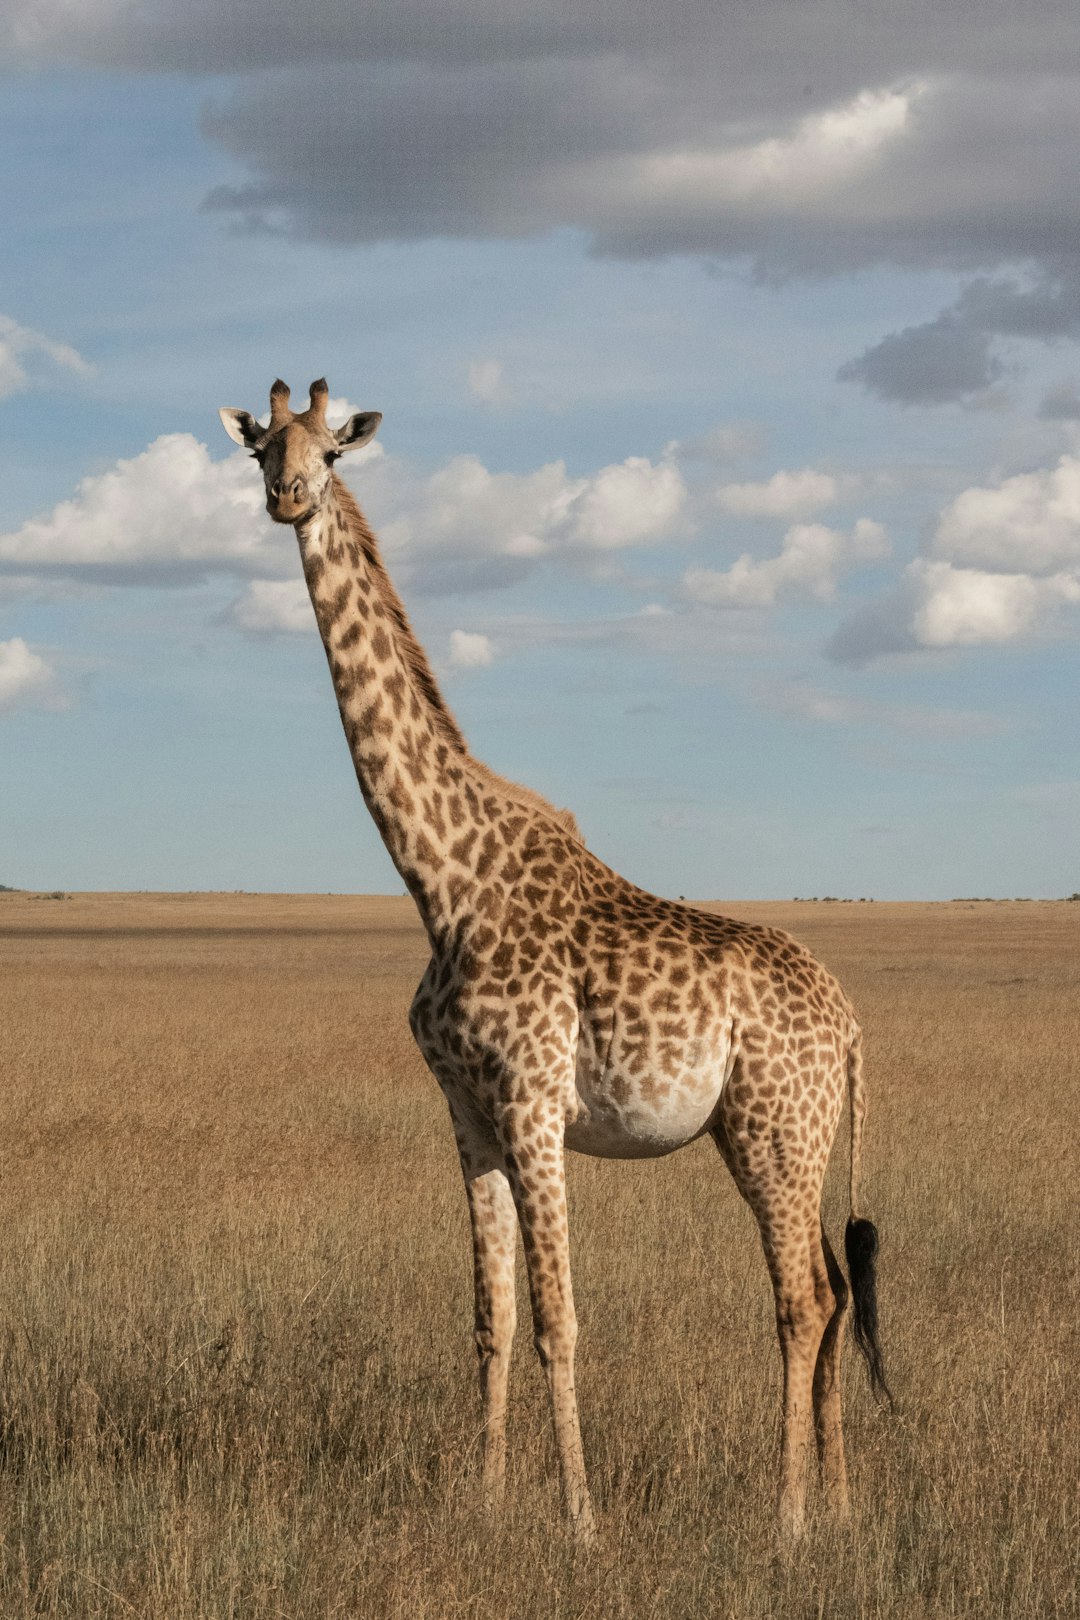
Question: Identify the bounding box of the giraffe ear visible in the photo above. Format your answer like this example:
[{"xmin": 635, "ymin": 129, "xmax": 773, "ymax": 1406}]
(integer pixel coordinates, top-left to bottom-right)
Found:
[
  {"xmin": 334, "ymin": 411, "xmax": 383, "ymax": 452},
  {"xmin": 219, "ymin": 408, "xmax": 264, "ymax": 449}
]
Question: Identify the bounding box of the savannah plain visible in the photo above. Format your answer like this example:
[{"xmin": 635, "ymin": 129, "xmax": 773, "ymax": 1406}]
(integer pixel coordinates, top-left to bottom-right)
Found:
[{"xmin": 1, "ymin": 889, "xmax": 1077, "ymax": 1619}]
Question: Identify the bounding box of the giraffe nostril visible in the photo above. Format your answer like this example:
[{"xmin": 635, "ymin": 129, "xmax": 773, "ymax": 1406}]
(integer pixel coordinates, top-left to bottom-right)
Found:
[
  {"xmin": 270, "ymin": 480, "xmax": 282, "ymax": 500},
  {"xmin": 291, "ymin": 479, "xmax": 305, "ymax": 501}
]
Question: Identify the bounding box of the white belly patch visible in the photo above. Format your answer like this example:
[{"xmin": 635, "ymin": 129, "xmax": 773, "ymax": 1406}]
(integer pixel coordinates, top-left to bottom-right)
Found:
[{"xmin": 566, "ymin": 1028, "xmax": 736, "ymax": 1160}]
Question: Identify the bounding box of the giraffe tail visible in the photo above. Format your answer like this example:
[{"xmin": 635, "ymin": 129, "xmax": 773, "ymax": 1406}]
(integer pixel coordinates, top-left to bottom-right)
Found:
[{"xmin": 843, "ymin": 1028, "xmax": 892, "ymax": 1405}]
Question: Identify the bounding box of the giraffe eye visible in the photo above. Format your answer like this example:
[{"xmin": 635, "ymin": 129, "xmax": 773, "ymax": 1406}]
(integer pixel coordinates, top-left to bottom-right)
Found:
[{"xmin": 324, "ymin": 450, "xmax": 339, "ymax": 466}]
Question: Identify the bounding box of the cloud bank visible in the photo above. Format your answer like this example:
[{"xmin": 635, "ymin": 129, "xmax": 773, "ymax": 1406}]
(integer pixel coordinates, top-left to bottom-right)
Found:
[
  {"xmin": 0, "ymin": 428, "xmax": 690, "ymax": 599},
  {"xmin": 8, "ymin": 416, "xmax": 1079, "ymax": 666},
  {"xmin": 8, "ymin": 2, "xmax": 1080, "ymax": 287},
  {"xmin": 11, "ymin": 2, "xmax": 1080, "ymax": 411}
]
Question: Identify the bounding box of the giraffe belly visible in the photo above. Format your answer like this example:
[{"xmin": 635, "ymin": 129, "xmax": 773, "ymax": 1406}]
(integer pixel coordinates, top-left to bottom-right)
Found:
[{"xmin": 566, "ymin": 1029, "xmax": 735, "ymax": 1160}]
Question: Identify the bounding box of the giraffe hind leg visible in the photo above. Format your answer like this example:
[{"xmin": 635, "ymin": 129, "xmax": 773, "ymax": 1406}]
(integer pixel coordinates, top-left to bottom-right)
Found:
[
  {"xmin": 813, "ymin": 1223, "xmax": 851, "ymax": 1520},
  {"xmin": 767, "ymin": 1212, "xmax": 834, "ymax": 1542},
  {"xmin": 711, "ymin": 1108, "xmax": 836, "ymax": 1542}
]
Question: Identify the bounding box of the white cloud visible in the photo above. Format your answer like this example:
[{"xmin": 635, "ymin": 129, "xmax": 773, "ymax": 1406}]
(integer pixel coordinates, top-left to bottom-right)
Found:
[
  {"xmin": 448, "ymin": 629, "xmax": 495, "ymax": 668},
  {"xmin": 0, "ymin": 433, "xmax": 280, "ymax": 583},
  {"xmin": 932, "ymin": 452, "xmax": 1080, "ymax": 574},
  {"xmin": 830, "ymin": 451, "xmax": 1080, "ymax": 662},
  {"xmin": 684, "ymin": 517, "xmax": 888, "ymax": 608},
  {"xmin": 0, "ymin": 420, "xmax": 696, "ymax": 616},
  {"xmin": 714, "ymin": 466, "xmax": 847, "ymax": 518},
  {"xmin": 0, "ymin": 637, "xmax": 63, "ymax": 713},
  {"xmin": 378, "ymin": 454, "xmax": 573, "ymax": 565},
  {"xmin": 0, "ymin": 314, "xmax": 90, "ymax": 400},
  {"xmin": 373, "ymin": 449, "xmax": 687, "ymax": 581},
  {"xmin": 467, "ymin": 359, "xmax": 506, "ymax": 405},
  {"xmin": 829, "ymin": 557, "xmax": 1080, "ymax": 662},
  {"xmin": 911, "ymin": 560, "xmax": 1080, "ymax": 648},
  {"xmin": 569, "ymin": 456, "xmax": 686, "ymax": 550},
  {"xmin": 325, "ymin": 395, "xmax": 364, "ymax": 425},
  {"xmin": 230, "ymin": 578, "xmax": 311, "ymax": 634},
  {"xmin": 0, "ymin": 430, "xmax": 687, "ymax": 600}
]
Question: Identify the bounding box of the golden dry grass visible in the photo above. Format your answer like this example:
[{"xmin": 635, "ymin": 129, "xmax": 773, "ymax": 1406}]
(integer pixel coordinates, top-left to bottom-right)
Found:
[{"xmin": 1, "ymin": 890, "xmax": 1077, "ymax": 1618}]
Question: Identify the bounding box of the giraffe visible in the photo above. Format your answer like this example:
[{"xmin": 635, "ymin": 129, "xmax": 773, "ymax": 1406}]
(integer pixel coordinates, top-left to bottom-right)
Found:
[{"xmin": 220, "ymin": 379, "xmax": 889, "ymax": 1543}]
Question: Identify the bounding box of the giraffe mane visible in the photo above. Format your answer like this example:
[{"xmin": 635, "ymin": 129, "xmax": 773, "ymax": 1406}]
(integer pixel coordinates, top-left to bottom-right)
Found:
[{"xmin": 332, "ymin": 479, "xmax": 583, "ymax": 845}]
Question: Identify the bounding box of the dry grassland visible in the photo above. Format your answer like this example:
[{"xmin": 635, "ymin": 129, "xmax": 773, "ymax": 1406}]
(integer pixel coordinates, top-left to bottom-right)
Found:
[{"xmin": 1, "ymin": 891, "xmax": 1077, "ymax": 1619}]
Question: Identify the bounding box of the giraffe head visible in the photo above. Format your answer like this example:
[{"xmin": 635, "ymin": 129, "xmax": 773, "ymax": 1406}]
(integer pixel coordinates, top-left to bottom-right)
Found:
[{"xmin": 219, "ymin": 378, "xmax": 382, "ymax": 525}]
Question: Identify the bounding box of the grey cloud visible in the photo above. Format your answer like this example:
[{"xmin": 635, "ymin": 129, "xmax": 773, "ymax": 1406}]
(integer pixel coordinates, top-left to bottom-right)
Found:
[
  {"xmin": 954, "ymin": 274, "xmax": 1080, "ymax": 340},
  {"xmin": 14, "ymin": 1, "xmax": 1076, "ymax": 88},
  {"xmin": 837, "ymin": 312, "xmax": 1004, "ymax": 405},
  {"xmin": 201, "ymin": 58, "xmax": 661, "ymax": 245},
  {"xmin": 197, "ymin": 62, "xmax": 1080, "ymax": 278},
  {"xmin": 824, "ymin": 579, "xmax": 923, "ymax": 664},
  {"xmin": 1039, "ymin": 381, "xmax": 1080, "ymax": 420},
  {"xmin": 16, "ymin": 0, "xmax": 1069, "ymax": 284},
  {"xmin": 840, "ymin": 273, "xmax": 1080, "ymax": 404},
  {"xmin": 13, "ymin": 0, "xmax": 1080, "ymax": 365},
  {"xmin": 10, "ymin": 0, "xmax": 714, "ymax": 75}
]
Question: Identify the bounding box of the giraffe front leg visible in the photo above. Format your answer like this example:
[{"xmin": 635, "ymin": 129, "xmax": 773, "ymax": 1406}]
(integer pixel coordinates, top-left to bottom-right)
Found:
[
  {"xmin": 497, "ymin": 1108, "xmax": 596, "ymax": 1545},
  {"xmin": 443, "ymin": 1093, "xmax": 520, "ymax": 1515},
  {"xmin": 464, "ymin": 1164, "xmax": 518, "ymax": 1509}
]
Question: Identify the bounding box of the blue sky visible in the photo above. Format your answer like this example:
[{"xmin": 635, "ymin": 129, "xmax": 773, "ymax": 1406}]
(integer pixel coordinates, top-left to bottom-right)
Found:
[{"xmin": 2, "ymin": 3, "xmax": 1080, "ymax": 898}]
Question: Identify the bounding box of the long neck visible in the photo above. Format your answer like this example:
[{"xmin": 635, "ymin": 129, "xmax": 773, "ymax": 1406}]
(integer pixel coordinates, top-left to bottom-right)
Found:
[{"xmin": 296, "ymin": 477, "xmax": 497, "ymax": 941}]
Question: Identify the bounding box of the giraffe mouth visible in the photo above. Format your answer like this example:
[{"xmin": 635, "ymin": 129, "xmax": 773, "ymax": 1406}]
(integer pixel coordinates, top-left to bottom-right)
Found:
[{"xmin": 267, "ymin": 502, "xmax": 315, "ymax": 527}]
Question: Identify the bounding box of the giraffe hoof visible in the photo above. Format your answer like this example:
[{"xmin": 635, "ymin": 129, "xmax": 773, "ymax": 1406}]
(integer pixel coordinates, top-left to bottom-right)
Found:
[
  {"xmin": 567, "ymin": 1498, "xmax": 597, "ymax": 1547},
  {"xmin": 776, "ymin": 1511, "xmax": 806, "ymax": 1556},
  {"xmin": 823, "ymin": 1495, "xmax": 852, "ymax": 1529}
]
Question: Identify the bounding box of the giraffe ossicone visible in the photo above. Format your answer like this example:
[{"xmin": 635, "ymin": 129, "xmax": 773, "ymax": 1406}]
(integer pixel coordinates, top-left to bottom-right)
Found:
[{"xmin": 220, "ymin": 378, "xmax": 890, "ymax": 1543}]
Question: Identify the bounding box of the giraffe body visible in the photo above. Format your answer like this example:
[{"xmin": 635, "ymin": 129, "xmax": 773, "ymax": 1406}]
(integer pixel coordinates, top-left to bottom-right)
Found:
[{"xmin": 220, "ymin": 380, "xmax": 888, "ymax": 1545}]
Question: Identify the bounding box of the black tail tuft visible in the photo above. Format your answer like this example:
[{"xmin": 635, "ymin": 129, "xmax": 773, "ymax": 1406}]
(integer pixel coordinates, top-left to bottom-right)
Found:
[{"xmin": 845, "ymin": 1216, "xmax": 892, "ymax": 1407}]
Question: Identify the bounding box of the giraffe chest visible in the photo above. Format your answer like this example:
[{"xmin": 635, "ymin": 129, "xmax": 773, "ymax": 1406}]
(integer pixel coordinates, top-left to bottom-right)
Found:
[{"xmin": 566, "ymin": 999, "xmax": 736, "ymax": 1160}]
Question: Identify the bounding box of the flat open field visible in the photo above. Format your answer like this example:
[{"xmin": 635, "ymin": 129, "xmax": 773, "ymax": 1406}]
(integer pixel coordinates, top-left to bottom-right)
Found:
[{"xmin": 1, "ymin": 892, "xmax": 1077, "ymax": 1618}]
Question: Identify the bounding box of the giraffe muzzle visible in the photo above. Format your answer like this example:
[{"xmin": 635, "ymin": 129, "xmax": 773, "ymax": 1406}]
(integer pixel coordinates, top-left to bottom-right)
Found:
[{"xmin": 267, "ymin": 478, "xmax": 311, "ymax": 522}]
